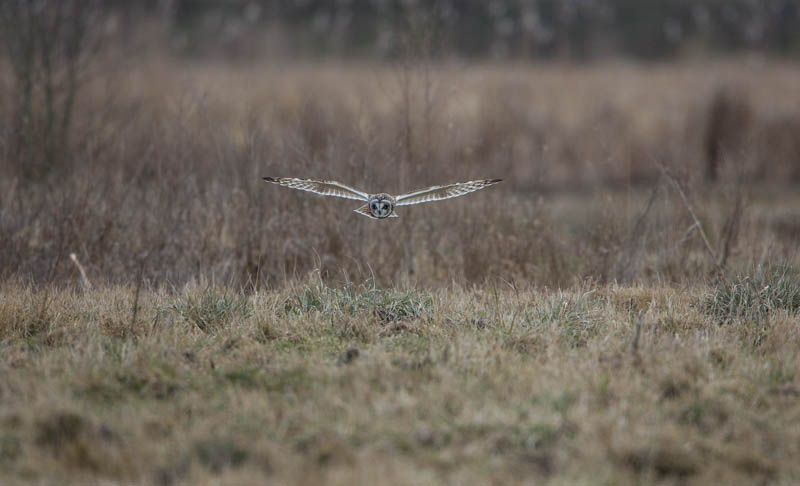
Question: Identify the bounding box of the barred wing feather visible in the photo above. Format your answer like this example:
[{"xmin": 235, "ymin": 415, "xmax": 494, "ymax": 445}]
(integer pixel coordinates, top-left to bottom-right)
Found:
[
  {"xmin": 395, "ymin": 179, "xmax": 502, "ymax": 206},
  {"xmin": 262, "ymin": 177, "xmax": 369, "ymax": 201}
]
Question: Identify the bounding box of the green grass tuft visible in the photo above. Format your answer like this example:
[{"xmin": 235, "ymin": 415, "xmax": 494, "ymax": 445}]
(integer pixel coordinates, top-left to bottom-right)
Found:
[
  {"xmin": 284, "ymin": 280, "xmax": 433, "ymax": 323},
  {"xmin": 703, "ymin": 265, "xmax": 800, "ymax": 324},
  {"xmin": 167, "ymin": 292, "xmax": 252, "ymax": 331},
  {"xmin": 536, "ymin": 290, "xmax": 602, "ymax": 347}
]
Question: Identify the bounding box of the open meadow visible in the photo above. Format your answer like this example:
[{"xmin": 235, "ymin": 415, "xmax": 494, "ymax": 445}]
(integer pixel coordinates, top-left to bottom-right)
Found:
[{"xmin": 2, "ymin": 49, "xmax": 800, "ymax": 485}]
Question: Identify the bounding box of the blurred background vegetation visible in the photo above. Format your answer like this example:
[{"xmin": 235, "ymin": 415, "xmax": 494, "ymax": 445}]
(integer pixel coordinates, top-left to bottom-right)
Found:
[
  {"xmin": 106, "ymin": 0, "xmax": 800, "ymax": 60},
  {"xmin": 1, "ymin": 0, "xmax": 799, "ymax": 288}
]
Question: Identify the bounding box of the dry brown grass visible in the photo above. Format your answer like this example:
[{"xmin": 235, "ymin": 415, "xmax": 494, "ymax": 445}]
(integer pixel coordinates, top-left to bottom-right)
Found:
[
  {"xmin": 1, "ymin": 60, "xmax": 800, "ymax": 288},
  {"xmin": 0, "ymin": 278, "xmax": 799, "ymax": 485}
]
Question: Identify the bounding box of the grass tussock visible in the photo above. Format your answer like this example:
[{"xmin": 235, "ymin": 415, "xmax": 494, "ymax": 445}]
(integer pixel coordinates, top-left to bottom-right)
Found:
[
  {"xmin": 283, "ymin": 278, "xmax": 433, "ymax": 324},
  {"xmin": 704, "ymin": 265, "xmax": 800, "ymax": 324},
  {"xmin": 535, "ymin": 289, "xmax": 603, "ymax": 347},
  {"xmin": 166, "ymin": 290, "xmax": 253, "ymax": 332}
]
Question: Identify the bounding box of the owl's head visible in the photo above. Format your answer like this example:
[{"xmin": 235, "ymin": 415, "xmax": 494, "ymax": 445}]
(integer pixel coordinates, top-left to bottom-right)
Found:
[{"xmin": 369, "ymin": 195, "xmax": 394, "ymax": 219}]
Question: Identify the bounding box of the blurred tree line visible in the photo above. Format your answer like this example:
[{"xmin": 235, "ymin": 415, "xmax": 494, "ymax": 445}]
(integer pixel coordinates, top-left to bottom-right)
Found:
[{"xmin": 108, "ymin": 0, "xmax": 799, "ymax": 60}]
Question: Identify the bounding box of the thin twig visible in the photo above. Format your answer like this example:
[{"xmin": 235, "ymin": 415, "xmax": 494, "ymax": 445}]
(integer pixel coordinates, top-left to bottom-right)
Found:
[
  {"xmin": 131, "ymin": 256, "xmax": 146, "ymax": 327},
  {"xmin": 718, "ymin": 183, "xmax": 745, "ymax": 270},
  {"xmin": 69, "ymin": 252, "xmax": 92, "ymax": 290},
  {"xmin": 616, "ymin": 176, "xmax": 662, "ymax": 283},
  {"xmin": 631, "ymin": 312, "xmax": 643, "ymax": 356},
  {"xmin": 679, "ymin": 222, "xmax": 699, "ymax": 245},
  {"xmin": 654, "ymin": 160, "xmax": 724, "ymax": 274}
]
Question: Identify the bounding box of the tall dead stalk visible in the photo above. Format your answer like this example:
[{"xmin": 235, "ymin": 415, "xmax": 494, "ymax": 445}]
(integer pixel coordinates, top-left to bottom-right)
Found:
[{"xmin": 654, "ymin": 160, "xmax": 725, "ymax": 275}]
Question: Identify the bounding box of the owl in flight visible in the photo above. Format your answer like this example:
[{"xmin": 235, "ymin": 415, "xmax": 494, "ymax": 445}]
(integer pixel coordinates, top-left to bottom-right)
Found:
[{"xmin": 263, "ymin": 177, "xmax": 502, "ymax": 219}]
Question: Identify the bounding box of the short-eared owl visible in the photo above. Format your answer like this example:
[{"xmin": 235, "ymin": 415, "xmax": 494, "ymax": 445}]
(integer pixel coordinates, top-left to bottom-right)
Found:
[{"xmin": 263, "ymin": 177, "xmax": 502, "ymax": 219}]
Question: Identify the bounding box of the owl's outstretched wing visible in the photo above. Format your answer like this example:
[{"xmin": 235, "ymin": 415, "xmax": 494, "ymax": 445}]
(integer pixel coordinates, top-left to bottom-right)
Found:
[
  {"xmin": 394, "ymin": 179, "xmax": 502, "ymax": 206},
  {"xmin": 263, "ymin": 177, "xmax": 369, "ymax": 201}
]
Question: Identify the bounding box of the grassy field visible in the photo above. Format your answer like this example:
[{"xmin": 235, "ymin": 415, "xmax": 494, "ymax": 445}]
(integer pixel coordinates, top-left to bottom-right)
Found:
[
  {"xmin": 1, "ymin": 273, "xmax": 799, "ymax": 485},
  {"xmin": 1, "ymin": 57, "xmax": 800, "ymax": 484}
]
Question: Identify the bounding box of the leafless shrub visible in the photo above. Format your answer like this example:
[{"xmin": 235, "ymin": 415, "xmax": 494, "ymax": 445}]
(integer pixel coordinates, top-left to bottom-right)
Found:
[
  {"xmin": 0, "ymin": 0, "xmax": 103, "ymax": 180},
  {"xmin": 614, "ymin": 178, "xmax": 663, "ymax": 284}
]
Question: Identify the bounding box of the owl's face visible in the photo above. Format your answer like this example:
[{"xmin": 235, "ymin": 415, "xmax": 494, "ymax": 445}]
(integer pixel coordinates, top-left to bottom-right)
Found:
[{"xmin": 369, "ymin": 194, "xmax": 394, "ymax": 219}]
